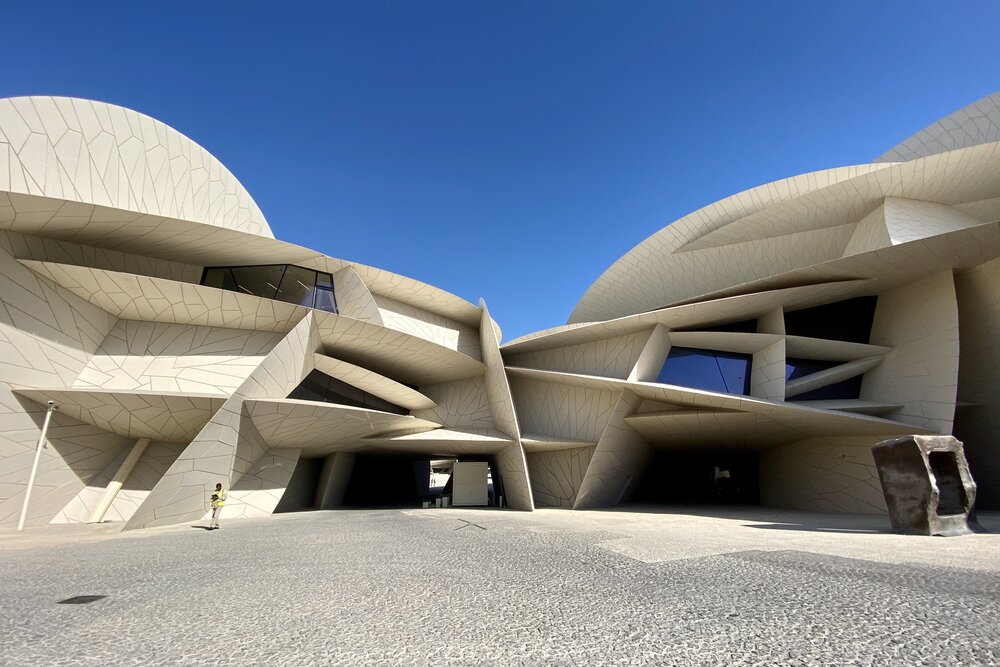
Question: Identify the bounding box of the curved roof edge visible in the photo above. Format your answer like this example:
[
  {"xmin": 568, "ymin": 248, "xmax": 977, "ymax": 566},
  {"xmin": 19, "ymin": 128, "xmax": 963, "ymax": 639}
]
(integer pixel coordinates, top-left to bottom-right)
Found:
[
  {"xmin": 568, "ymin": 162, "xmax": 892, "ymax": 324},
  {"xmin": 876, "ymin": 91, "xmax": 1000, "ymax": 163},
  {"xmin": 0, "ymin": 96, "xmax": 273, "ymax": 238},
  {"xmin": 570, "ymin": 90, "xmax": 1000, "ymax": 325}
]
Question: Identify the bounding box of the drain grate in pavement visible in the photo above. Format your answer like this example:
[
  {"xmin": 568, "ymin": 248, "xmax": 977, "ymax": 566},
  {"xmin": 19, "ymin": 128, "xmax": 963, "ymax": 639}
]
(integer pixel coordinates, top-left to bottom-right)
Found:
[{"xmin": 57, "ymin": 595, "xmax": 106, "ymax": 604}]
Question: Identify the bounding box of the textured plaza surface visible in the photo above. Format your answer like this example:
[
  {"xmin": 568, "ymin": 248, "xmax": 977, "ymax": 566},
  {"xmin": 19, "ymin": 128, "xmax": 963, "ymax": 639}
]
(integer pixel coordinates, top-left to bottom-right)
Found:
[{"xmin": 3, "ymin": 508, "xmax": 1000, "ymax": 666}]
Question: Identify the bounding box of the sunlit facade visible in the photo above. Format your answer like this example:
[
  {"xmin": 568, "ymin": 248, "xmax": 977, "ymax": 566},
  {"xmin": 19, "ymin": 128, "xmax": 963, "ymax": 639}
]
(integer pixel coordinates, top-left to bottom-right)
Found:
[{"xmin": 2, "ymin": 92, "xmax": 1000, "ymax": 531}]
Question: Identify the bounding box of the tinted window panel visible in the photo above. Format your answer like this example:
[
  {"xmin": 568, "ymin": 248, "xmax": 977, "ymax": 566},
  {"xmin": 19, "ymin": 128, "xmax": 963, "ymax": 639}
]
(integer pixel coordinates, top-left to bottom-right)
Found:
[
  {"xmin": 314, "ymin": 287, "xmax": 337, "ymax": 313},
  {"xmin": 785, "ymin": 358, "xmax": 842, "ymax": 381},
  {"xmin": 202, "ymin": 268, "xmax": 237, "ymax": 291},
  {"xmin": 657, "ymin": 347, "xmax": 752, "ymax": 395},
  {"xmin": 200, "ymin": 264, "xmax": 338, "ymax": 314},
  {"xmin": 276, "ymin": 265, "xmax": 317, "ymax": 307},
  {"xmin": 787, "ymin": 376, "xmax": 863, "ymax": 401},
  {"xmin": 230, "ymin": 265, "xmax": 284, "ymax": 299}
]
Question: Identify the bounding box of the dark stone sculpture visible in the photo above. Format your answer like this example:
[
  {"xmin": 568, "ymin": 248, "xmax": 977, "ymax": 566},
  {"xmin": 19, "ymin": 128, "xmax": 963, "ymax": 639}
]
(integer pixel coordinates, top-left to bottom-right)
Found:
[{"xmin": 872, "ymin": 435, "xmax": 982, "ymax": 536}]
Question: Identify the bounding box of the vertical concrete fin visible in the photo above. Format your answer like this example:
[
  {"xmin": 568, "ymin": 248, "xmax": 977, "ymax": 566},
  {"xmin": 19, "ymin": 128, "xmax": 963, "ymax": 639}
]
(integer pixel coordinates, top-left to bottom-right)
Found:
[
  {"xmin": 479, "ymin": 299, "xmax": 533, "ymax": 510},
  {"xmin": 757, "ymin": 307, "xmax": 785, "ymax": 335},
  {"xmin": 332, "ymin": 265, "xmax": 383, "ymax": 325},
  {"xmin": 751, "ymin": 339, "xmax": 786, "ymax": 401},
  {"xmin": 628, "ymin": 324, "xmax": 670, "ymax": 383},
  {"xmin": 861, "ymin": 270, "xmax": 960, "ymax": 433}
]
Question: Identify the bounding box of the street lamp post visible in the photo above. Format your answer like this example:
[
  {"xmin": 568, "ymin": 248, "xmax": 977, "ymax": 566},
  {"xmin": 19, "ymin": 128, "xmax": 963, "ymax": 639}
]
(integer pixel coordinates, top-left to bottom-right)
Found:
[{"xmin": 17, "ymin": 400, "xmax": 57, "ymax": 532}]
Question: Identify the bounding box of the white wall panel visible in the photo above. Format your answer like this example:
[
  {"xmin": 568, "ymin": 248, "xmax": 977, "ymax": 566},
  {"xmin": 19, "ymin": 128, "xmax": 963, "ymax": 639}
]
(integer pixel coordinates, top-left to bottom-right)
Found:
[{"xmin": 861, "ymin": 271, "xmax": 960, "ymax": 433}]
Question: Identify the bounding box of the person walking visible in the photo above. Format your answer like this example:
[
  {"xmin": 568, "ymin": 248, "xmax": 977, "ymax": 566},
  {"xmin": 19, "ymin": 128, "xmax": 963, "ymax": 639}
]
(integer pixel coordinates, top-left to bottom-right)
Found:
[{"xmin": 209, "ymin": 483, "xmax": 226, "ymax": 530}]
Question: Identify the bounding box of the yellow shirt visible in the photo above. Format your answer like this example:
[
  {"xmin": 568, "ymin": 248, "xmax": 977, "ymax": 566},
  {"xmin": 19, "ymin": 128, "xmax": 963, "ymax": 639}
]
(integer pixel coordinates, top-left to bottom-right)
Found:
[{"xmin": 210, "ymin": 488, "xmax": 227, "ymax": 507}]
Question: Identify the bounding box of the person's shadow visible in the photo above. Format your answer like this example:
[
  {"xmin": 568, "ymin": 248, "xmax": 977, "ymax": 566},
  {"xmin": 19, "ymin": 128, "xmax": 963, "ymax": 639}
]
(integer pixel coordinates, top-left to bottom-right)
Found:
[{"xmin": 191, "ymin": 525, "xmax": 214, "ymax": 530}]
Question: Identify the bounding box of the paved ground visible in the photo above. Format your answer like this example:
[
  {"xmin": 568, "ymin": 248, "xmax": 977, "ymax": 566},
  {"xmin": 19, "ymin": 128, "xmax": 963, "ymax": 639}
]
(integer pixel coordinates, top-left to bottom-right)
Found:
[{"xmin": 2, "ymin": 507, "xmax": 999, "ymax": 666}]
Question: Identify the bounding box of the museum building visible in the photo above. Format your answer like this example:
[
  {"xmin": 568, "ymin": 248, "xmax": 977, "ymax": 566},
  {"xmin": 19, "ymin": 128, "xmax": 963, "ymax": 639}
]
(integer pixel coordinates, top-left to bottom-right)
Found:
[{"xmin": 2, "ymin": 92, "xmax": 1000, "ymax": 531}]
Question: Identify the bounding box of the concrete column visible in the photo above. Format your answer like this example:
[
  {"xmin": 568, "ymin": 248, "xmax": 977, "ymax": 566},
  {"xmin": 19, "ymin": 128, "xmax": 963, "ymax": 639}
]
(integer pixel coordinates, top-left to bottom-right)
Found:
[{"xmin": 88, "ymin": 438, "xmax": 151, "ymax": 523}]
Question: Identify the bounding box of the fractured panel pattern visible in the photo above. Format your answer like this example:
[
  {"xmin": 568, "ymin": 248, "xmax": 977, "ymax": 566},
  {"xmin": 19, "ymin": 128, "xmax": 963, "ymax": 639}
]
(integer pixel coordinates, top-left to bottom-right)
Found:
[
  {"xmin": 375, "ymin": 294, "xmax": 481, "ymax": 360},
  {"xmin": 759, "ymin": 437, "xmax": 888, "ymax": 513},
  {"xmin": 510, "ymin": 376, "xmax": 618, "ymax": 443},
  {"xmin": 20, "ymin": 260, "xmax": 306, "ymax": 333},
  {"xmin": 73, "ymin": 320, "xmax": 283, "ymax": 395},
  {"xmin": 505, "ymin": 331, "xmax": 651, "ymax": 380},
  {"xmin": 526, "ymin": 447, "xmax": 594, "ymax": 508},
  {"xmin": 0, "ymin": 97, "xmax": 271, "ymax": 237}
]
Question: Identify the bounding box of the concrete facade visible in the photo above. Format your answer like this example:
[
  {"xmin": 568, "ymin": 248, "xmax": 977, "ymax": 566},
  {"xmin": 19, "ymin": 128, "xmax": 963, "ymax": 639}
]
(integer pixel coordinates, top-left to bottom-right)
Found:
[{"xmin": 3, "ymin": 92, "xmax": 1000, "ymax": 531}]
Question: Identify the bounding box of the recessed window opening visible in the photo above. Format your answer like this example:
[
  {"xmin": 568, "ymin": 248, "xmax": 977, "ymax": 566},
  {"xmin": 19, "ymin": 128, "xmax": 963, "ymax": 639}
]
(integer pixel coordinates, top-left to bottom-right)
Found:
[
  {"xmin": 657, "ymin": 347, "xmax": 752, "ymax": 395},
  {"xmin": 784, "ymin": 296, "xmax": 877, "ymax": 343},
  {"xmin": 288, "ymin": 370, "xmax": 409, "ymax": 415},
  {"xmin": 785, "ymin": 357, "xmax": 863, "ymax": 401},
  {"xmin": 201, "ymin": 264, "xmax": 337, "ymax": 313}
]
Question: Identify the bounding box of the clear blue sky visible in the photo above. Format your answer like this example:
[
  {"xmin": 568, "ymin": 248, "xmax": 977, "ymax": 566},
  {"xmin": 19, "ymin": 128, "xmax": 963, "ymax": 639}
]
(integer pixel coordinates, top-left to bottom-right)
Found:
[{"xmin": 3, "ymin": 2, "xmax": 999, "ymax": 341}]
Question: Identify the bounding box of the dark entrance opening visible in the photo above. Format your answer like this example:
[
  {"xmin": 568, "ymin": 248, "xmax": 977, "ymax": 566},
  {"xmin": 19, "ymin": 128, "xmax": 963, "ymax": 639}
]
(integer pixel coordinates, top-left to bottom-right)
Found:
[
  {"xmin": 341, "ymin": 453, "xmax": 502, "ymax": 509},
  {"xmin": 928, "ymin": 451, "xmax": 968, "ymax": 515},
  {"xmin": 342, "ymin": 453, "xmax": 432, "ymax": 508},
  {"xmin": 632, "ymin": 450, "xmax": 760, "ymax": 505}
]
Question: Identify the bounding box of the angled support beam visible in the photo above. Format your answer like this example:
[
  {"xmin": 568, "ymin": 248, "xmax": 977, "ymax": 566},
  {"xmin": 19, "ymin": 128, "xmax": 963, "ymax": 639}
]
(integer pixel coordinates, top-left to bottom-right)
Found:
[
  {"xmin": 88, "ymin": 438, "xmax": 150, "ymax": 523},
  {"xmin": 786, "ymin": 356, "xmax": 883, "ymax": 398},
  {"xmin": 574, "ymin": 390, "xmax": 650, "ymax": 509}
]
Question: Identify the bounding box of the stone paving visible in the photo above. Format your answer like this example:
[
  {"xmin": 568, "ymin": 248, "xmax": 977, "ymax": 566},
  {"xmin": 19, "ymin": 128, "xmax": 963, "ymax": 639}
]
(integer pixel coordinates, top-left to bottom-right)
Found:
[{"xmin": 2, "ymin": 508, "xmax": 999, "ymax": 666}]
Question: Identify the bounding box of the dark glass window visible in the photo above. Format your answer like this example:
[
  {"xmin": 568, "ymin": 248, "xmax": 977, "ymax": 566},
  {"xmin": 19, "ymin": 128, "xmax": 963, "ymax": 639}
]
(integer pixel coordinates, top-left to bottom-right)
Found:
[
  {"xmin": 313, "ymin": 287, "xmax": 337, "ymax": 313},
  {"xmin": 200, "ymin": 264, "xmax": 338, "ymax": 314},
  {"xmin": 785, "ymin": 357, "xmax": 863, "ymax": 401},
  {"xmin": 230, "ymin": 265, "xmax": 284, "ymax": 299},
  {"xmin": 202, "ymin": 267, "xmax": 238, "ymax": 292},
  {"xmin": 657, "ymin": 347, "xmax": 752, "ymax": 395},
  {"xmin": 276, "ymin": 265, "xmax": 317, "ymax": 307},
  {"xmin": 316, "ymin": 272, "xmax": 334, "ymax": 289},
  {"xmin": 784, "ymin": 296, "xmax": 878, "ymax": 344},
  {"xmin": 288, "ymin": 370, "xmax": 409, "ymax": 415},
  {"xmin": 785, "ymin": 358, "xmax": 842, "ymax": 381},
  {"xmin": 788, "ymin": 376, "xmax": 863, "ymax": 401}
]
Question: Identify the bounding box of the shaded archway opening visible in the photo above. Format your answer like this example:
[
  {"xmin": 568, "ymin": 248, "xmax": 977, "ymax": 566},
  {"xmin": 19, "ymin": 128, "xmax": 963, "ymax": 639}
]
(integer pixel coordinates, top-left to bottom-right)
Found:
[
  {"xmin": 273, "ymin": 451, "xmax": 505, "ymax": 511},
  {"xmin": 342, "ymin": 453, "xmax": 501, "ymax": 508},
  {"xmin": 631, "ymin": 450, "xmax": 760, "ymax": 505},
  {"xmin": 341, "ymin": 453, "xmax": 432, "ymax": 508}
]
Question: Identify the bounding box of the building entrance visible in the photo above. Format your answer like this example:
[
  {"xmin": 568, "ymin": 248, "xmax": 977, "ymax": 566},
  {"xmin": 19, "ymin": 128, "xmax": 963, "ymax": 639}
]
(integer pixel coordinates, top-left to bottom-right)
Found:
[{"xmin": 632, "ymin": 450, "xmax": 759, "ymax": 505}]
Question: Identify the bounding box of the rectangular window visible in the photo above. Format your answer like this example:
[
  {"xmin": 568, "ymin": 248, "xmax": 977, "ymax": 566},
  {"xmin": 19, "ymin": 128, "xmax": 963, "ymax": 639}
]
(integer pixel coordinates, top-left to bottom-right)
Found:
[
  {"xmin": 275, "ymin": 265, "xmax": 317, "ymax": 307},
  {"xmin": 657, "ymin": 347, "xmax": 752, "ymax": 395},
  {"xmin": 200, "ymin": 264, "xmax": 338, "ymax": 314}
]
